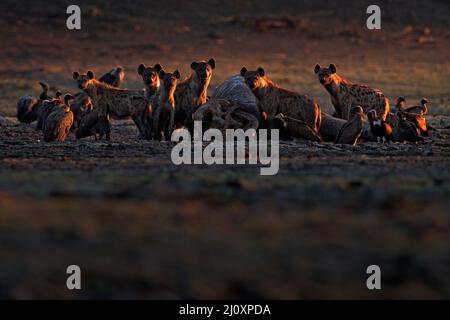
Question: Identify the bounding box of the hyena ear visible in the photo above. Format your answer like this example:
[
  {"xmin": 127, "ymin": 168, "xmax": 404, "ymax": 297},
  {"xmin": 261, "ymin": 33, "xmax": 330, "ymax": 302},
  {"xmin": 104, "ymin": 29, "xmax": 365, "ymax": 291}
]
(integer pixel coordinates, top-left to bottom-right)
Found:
[
  {"xmin": 190, "ymin": 62, "xmax": 198, "ymax": 70},
  {"xmin": 240, "ymin": 67, "xmax": 247, "ymax": 77},
  {"xmin": 73, "ymin": 72, "xmax": 79, "ymax": 80},
  {"xmin": 257, "ymin": 67, "xmax": 265, "ymax": 77},
  {"xmin": 208, "ymin": 58, "xmax": 215, "ymax": 69},
  {"xmin": 137, "ymin": 64, "xmax": 145, "ymax": 75},
  {"xmin": 158, "ymin": 70, "xmax": 165, "ymax": 78},
  {"xmin": 154, "ymin": 63, "xmax": 162, "ymax": 73},
  {"xmin": 87, "ymin": 71, "xmax": 95, "ymax": 79},
  {"xmin": 174, "ymin": 70, "xmax": 181, "ymax": 79},
  {"xmin": 329, "ymin": 64, "xmax": 337, "ymax": 74},
  {"xmin": 314, "ymin": 64, "xmax": 321, "ymax": 74}
]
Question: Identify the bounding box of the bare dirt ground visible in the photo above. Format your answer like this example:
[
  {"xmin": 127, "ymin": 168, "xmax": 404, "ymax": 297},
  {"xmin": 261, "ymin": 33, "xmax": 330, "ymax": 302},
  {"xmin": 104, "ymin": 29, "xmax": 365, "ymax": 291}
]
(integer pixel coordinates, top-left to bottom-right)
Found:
[{"xmin": 0, "ymin": 0, "xmax": 449, "ymax": 299}]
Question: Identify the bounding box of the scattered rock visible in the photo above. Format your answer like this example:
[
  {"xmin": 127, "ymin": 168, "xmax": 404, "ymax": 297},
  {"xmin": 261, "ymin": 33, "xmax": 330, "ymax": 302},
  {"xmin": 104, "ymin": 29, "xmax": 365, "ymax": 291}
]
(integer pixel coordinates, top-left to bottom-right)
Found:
[{"xmin": 0, "ymin": 115, "xmax": 8, "ymax": 126}]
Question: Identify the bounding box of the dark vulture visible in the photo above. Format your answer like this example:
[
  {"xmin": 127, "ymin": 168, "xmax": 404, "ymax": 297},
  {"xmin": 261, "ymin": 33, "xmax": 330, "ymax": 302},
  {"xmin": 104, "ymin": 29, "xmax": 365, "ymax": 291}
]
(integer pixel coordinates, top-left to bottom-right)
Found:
[
  {"xmin": 98, "ymin": 66, "xmax": 125, "ymax": 87},
  {"xmin": 42, "ymin": 94, "xmax": 74, "ymax": 142},
  {"xmin": 334, "ymin": 106, "xmax": 364, "ymax": 145},
  {"xmin": 368, "ymin": 109, "xmax": 393, "ymax": 143}
]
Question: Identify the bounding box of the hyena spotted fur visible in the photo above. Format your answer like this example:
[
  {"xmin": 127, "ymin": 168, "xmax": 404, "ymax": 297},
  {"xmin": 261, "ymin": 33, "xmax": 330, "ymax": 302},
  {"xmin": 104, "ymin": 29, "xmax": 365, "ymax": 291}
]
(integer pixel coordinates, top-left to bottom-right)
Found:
[
  {"xmin": 315, "ymin": 63, "xmax": 389, "ymax": 121},
  {"xmin": 174, "ymin": 59, "xmax": 215, "ymax": 130},
  {"xmin": 240, "ymin": 67, "xmax": 323, "ymax": 142},
  {"xmin": 137, "ymin": 63, "xmax": 162, "ymax": 100},
  {"xmin": 73, "ymin": 71, "xmax": 152, "ymax": 140},
  {"xmin": 152, "ymin": 69, "xmax": 180, "ymax": 141}
]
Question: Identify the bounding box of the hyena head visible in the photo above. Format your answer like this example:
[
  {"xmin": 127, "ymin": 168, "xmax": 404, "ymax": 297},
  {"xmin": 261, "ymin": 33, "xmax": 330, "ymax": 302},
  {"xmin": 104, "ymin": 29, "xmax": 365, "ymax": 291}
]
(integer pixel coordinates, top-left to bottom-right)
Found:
[
  {"xmin": 191, "ymin": 59, "xmax": 215, "ymax": 84},
  {"xmin": 137, "ymin": 63, "xmax": 162, "ymax": 89},
  {"xmin": 72, "ymin": 71, "xmax": 95, "ymax": 90},
  {"xmin": 314, "ymin": 63, "xmax": 337, "ymax": 85},
  {"xmin": 240, "ymin": 67, "xmax": 268, "ymax": 90},
  {"xmin": 159, "ymin": 69, "xmax": 180, "ymax": 96}
]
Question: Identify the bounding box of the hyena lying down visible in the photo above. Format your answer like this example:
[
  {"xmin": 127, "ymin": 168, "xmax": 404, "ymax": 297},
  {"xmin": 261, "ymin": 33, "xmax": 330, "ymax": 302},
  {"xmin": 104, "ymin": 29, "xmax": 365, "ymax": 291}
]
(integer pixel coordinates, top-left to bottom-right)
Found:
[
  {"xmin": 73, "ymin": 71, "xmax": 152, "ymax": 140},
  {"xmin": 315, "ymin": 63, "xmax": 389, "ymax": 121},
  {"xmin": 240, "ymin": 67, "xmax": 323, "ymax": 142}
]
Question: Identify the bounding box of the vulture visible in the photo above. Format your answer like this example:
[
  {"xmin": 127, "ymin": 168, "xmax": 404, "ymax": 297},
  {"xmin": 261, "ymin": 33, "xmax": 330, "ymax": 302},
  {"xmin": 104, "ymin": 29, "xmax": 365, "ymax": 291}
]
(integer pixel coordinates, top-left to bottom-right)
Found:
[
  {"xmin": 334, "ymin": 106, "xmax": 364, "ymax": 145},
  {"xmin": 368, "ymin": 109, "xmax": 393, "ymax": 143}
]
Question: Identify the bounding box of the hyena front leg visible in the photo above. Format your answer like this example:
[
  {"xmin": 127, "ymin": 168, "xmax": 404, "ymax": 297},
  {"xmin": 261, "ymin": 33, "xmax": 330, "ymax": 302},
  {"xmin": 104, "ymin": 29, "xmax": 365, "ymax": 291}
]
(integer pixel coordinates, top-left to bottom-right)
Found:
[
  {"xmin": 165, "ymin": 108, "xmax": 175, "ymax": 141},
  {"xmin": 140, "ymin": 107, "xmax": 153, "ymax": 140},
  {"xmin": 186, "ymin": 107, "xmax": 194, "ymax": 135},
  {"xmin": 98, "ymin": 115, "xmax": 111, "ymax": 140},
  {"xmin": 153, "ymin": 108, "xmax": 162, "ymax": 141},
  {"xmin": 132, "ymin": 114, "xmax": 145, "ymax": 140}
]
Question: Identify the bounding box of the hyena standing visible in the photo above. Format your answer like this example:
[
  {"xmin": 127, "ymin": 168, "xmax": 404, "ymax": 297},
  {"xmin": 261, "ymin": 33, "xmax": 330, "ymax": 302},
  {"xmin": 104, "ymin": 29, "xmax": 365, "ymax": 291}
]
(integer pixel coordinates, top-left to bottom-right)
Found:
[
  {"xmin": 137, "ymin": 63, "xmax": 162, "ymax": 100},
  {"xmin": 152, "ymin": 69, "xmax": 180, "ymax": 141},
  {"xmin": 73, "ymin": 71, "xmax": 152, "ymax": 140},
  {"xmin": 314, "ymin": 63, "xmax": 389, "ymax": 120},
  {"xmin": 240, "ymin": 67, "xmax": 323, "ymax": 142},
  {"xmin": 174, "ymin": 59, "xmax": 215, "ymax": 130}
]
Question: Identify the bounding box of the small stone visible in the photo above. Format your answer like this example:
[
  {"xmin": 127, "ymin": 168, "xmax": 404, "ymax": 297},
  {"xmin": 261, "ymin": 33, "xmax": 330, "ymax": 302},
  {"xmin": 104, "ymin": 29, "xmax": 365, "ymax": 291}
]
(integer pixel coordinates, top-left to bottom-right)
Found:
[{"xmin": 0, "ymin": 115, "xmax": 8, "ymax": 126}]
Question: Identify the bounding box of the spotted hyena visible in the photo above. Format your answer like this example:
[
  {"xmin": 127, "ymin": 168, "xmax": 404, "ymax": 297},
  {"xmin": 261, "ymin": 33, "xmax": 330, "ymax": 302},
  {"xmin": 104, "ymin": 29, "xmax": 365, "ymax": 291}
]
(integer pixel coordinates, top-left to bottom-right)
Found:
[
  {"xmin": 174, "ymin": 58, "xmax": 215, "ymax": 130},
  {"xmin": 137, "ymin": 63, "xmax": 162, "ymax": 100},
  {"xmin": 73, "ymin": 71, "xmax": 152, "ymax": 140},
  {"xmin": 240, "ymin": 67, "xmax": 322, "ymax": 142},
  {"xmin": 314, "ymin": 63, "xmax": 389, "ymax": 120},
  {"xmin": 152, "ymin": 69, "xmax": 180, "ymax": 141}
]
